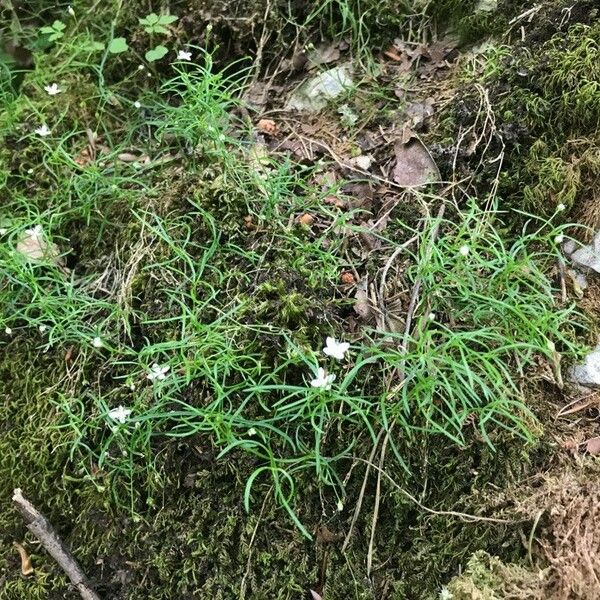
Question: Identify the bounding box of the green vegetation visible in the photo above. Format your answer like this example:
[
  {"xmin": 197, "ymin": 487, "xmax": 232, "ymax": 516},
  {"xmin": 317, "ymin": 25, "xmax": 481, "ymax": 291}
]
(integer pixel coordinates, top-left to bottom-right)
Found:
[{"xmin": 0, "ymin": 0, "xmax": 597, "ymax": 598}]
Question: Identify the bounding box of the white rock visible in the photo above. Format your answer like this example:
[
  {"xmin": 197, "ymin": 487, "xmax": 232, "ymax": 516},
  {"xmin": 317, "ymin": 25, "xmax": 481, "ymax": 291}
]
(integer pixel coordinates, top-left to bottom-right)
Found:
[
  {"xmin": 569, "ymin": 345, "xmax": 600, "ymax": 388},
  {"xmin": 286, "ymin": 66, "xmax": 353, "ymax": 112},
  {"xmin": 351, "ymin": 155, "xmax": 372, "ymax": 170},
  {"xmin": 569, "ymin": 230, "xmax": 600, "ymax": 274}
]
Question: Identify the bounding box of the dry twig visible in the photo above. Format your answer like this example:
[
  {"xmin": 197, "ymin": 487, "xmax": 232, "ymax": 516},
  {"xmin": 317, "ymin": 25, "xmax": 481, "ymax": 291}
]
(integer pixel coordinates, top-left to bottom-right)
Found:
[{"xmin": 12, "ymin": 489, "xmax": 100, "ymax": 600}]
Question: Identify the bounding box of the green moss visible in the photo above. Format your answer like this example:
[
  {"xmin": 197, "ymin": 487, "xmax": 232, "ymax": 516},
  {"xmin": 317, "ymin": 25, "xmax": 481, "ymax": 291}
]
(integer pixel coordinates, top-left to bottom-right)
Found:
[
  {"xmin": 436, "ymin": 13, "xmax": 600, "ymax": 221},
  {"xmin": 446, "ymin": 551, "xmax": 542, "ymax": 599}
]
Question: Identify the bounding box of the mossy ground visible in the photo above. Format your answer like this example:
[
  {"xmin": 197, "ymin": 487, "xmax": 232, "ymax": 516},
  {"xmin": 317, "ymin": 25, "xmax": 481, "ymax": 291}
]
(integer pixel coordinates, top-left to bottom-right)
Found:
[{"xmin": 1, "ymin": 1, "xmax": 599, "ymax": 599}]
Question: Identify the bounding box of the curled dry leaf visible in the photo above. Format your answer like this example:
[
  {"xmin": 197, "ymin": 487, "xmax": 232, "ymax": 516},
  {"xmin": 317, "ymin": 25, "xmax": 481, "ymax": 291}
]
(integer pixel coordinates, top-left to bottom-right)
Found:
[
  {"xmin": 354, "ymin": 279, "xmax": 374, "ymax": 320},
  {"xmin": 256, "ymin": 118, "xmax": 279, "ymax": 136},
  {"xmin": 13, "ymin": 541, "xmax": 34, "ymax": 576},
  {"xmin": 586, "ymin": 437, "xmax": 600, "ymax": 455}
]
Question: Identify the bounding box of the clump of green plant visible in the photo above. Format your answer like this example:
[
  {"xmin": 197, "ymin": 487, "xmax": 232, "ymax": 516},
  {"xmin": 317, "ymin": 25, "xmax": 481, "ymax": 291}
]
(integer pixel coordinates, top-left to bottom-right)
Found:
[{"xmin": 446, "ymin": 20, "xmax": 600, "ymax": 220}]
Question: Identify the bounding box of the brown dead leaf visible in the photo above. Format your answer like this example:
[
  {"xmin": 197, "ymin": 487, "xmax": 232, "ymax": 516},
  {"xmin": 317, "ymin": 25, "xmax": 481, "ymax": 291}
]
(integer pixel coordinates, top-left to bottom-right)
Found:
[
  {"xmin": 586, "ymin": 437, "xmax": 600, "ymax": 455},
  {"xmin": 393, "ymin": 139, "xmax": 440, "ymax": 187},
  {"xmin": 13, "ymin": 542, "xmax": 33, "ymax": 576},
  {"xmin": 354, "ymin": 280, "xmax": 374, "ymax": 320},
  {"xmin": 383, "ymin": 46, "xmax": 404, "ymax": 61},
  {"xmin": 243, "ymin": 215, "xmax": 256, "ymax": 231},
  {"xmin": 307, "ymin": 42, "xmax": 340, "ymax": 67},
  {"xmin": 316, "ymin": 524, "xmax": 343, "ymax": 543},
  {"xmin": 117, "ymin": 152, "xmax": 150, "ymax": 164},
  {"xmin": 16, "ymin": 226, "xmax": 63, "ymax": 266},
  {"xmin": 323, "ymin": 195, "xmax": 347, "ymax": 210},
  {"xmin": 256, "ymin": 119, "xmax": 279, "ymax": 136}
]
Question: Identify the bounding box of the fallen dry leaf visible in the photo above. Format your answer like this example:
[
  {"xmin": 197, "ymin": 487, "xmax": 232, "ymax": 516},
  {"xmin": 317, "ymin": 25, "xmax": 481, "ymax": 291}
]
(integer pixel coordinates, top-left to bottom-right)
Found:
[
  {"xmin": 117, "ymin": 152, "xmax": 150, "ymax": 164},
  {"xmin": 354, "ymin": 279, "xmax": 374, "ymax": 320},
  {"xmin": 307, "ymin": 41, "xmax": 340, "ymax": 67},
  {"xmin": 13, "ymin": 542, "xmax": 33, "ymax": 576},
  {"xmin": 256, "ymin": 118, "xmax": 279, "ymax": 136},
  {"xmin": 16, "ymin": 226, "xmax": 62, "ymax": 265},
  {"xmin": 316, "ymin": 524, "xmax": 344, "ymax": 543},
  {"xmin": 383, "ymin": 46, "xmax": 404, "ymax": 61},
  {"xmin": 586, "ymin": 437, "xmax": 600, "ymax": 455},
  {"xmin": 393, "ymin": 139, "xmax": 440, "ymax": 187},
  {"xmin": 323, "ymin": 195, "xmax": 347, "ymax": 210}
]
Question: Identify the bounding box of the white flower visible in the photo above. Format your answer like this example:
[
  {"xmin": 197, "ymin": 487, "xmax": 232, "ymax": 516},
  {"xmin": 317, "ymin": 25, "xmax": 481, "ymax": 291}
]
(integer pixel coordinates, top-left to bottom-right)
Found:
[
  {"xmin": 67, "ymin": 5, "xmax": 75, "ymax": 17},
  {"xmin": 247, "ymin": 427, "xmax": 257, "ymax": 436},
  {"xmin": 147, "ymin": 363, "xmax": 170, "ymax": 381},
  {"xmin": 133, "ymin": 101, "xmax": 141, "ymax": 108},
  {"xmin": 35, "ymin": 124, "xmax": 51, "ymax": 137},
  {"xmin": 27, "ymin": 168, "xmax": 34, "ymax": 174},
  {"xmin": 44, "ymin": 83, "xmax": 62, "ymax": 96},
  {"xmin": 39, "ymin": 324, "xmax": 48, "ymax": 333},
  {"xmin": 557, "ymin": 203, "xmax": 566, "ymax": 212},
  {"xmin": 310, "ymin": 367, "xmax": 336, "ymax": 390},
  {"xmin": 459, "ymin": 245, "xmax": 470, "ymax": 256},
  {"xmin": 26, "ymin": 224, "xmax": 44, "ymax": 239},
  {"xmin": 108, "ymin": 405, "xmax": 131, "ymax": 424},
  {"xmin": 555, "ymin": 234, "xmax": 564, "ymax": 244},
  {"xmin": 428, "ymin": 312, "xmax": 436, "ymax": 321},
  {"xmin": 92, "ymin": 336, "xmax": 103, "ymax": 348},
  {"xmin": 176, "ymin": 50, "xmax": 193, "ymax": 61},
  {"xmin": 336, "ymin": 499, "xmax": 344, "ymax": 511},
  {"xmin": 323, "ymin": 336, "xmax": 350, "ymax": 360},
  {"xmin": 4, "ymin": 327, "xmax": 12, "ymax": 335},
  {"xmin": 439, "ymin": 586, "xmax": 453, "ymax": 600},
  {"xmin": 0, "ymin": 228, "xmax": 6, "ymax": 235}
]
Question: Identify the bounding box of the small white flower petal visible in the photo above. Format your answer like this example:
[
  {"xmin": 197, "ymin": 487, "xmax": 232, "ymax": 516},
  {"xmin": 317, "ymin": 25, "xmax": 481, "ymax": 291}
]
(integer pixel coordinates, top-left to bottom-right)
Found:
[
  {"xmin": 247, "ymin": 427, "xmax": 257, "ymax": 436},
  {"xmin": 554, "ymin": 234, "xmax": 564, "ymax": 244},
  {"xmin": 5, "ymin": 327, "xmax": 12, "ymax": 335},
  {"xmin": 459, "ymin": 245, "xmax": 470, "ymax": 256},
  {"xmin": 133, "ymin": 100, "xmax": 141, "ymax": 108},
  {"xmin": 557, "ymin": 203, "xmax": 566, "ymax": 212},
  {"xmin": 337, "ymin": 499, "xmax": 344, "ymax": 511},
  {"xmin": 147, "ymin": 363, "xmax": 170, "ymax": 381},
  {"xmin": 92, "ymin": 336, "xmax": 103, "ymax": 348},
  {"xmin": 44, "ymin": 83, "xmax": 61, "ymax": 96},
  {"xmin": 35, "ymin": 125, "xmax": 51, "ymax": 137},
  {"xmin": 39, "ymin": 324, "xmax": 48, "ymax": 333},
  {"xmin": 428, "ymin": 312, "xmax": 436, "ymax": 321},
  {"xmin": 439, "ymin": 586, "xmax": 453, "ymax": 600},
  {"xmin": 108, "ymin": 405, "xmax": 132, "ymax": 424},
  {"xmin": 0, "ymin": 228, "xmax": 7, "ymax": 235},
  {"xmin": 310, "ymin": 367, "xmax": 336, "ymax": 390},
  {"xmin": 323, "ymin": 337, "xmax": 350, "ymax": 360},
  {"xmin": 176, "ymin": 50, "xmax": 193, "ymax": 61},
  {"xmin": 67, "ymin": 5, "xmax": 75, "ymax": 17}
]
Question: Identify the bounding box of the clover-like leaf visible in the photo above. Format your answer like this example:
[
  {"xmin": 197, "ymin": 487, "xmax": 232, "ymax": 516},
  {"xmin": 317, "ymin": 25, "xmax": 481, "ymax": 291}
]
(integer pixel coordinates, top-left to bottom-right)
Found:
[
  {"xmin": 108, "ymin": 37, "xmax": 129, "ymax": 54},
  {"xmin": 140, "ymin": 12, "xmax": 178, "ymax": 34},
  {"xmin": 144, "ymin": 45, "xmax": 168, "ymax": 62}
]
